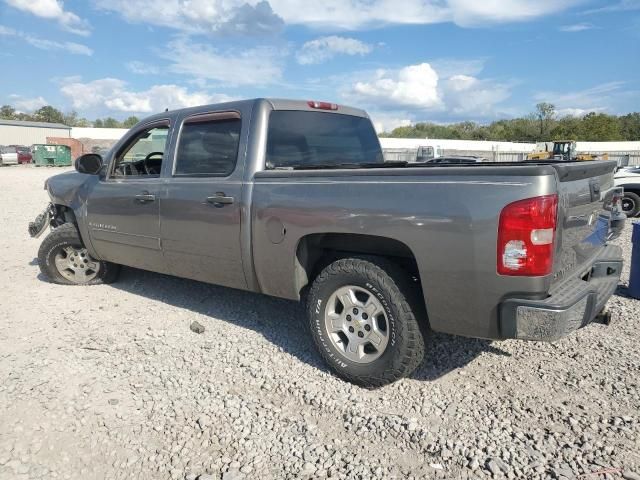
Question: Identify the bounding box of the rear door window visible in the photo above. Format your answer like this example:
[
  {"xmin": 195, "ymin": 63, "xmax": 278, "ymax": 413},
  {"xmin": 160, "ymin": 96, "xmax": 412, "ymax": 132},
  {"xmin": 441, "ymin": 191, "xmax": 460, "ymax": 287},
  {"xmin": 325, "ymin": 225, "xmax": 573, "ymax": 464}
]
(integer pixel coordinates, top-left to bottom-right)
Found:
[
  {"xmin": 266, "ymin": 111, "xmax": 382, "ymax": 169},
  {"xmin": 175, "ymin": 113, "xmax": 241, "ymax": 176}
]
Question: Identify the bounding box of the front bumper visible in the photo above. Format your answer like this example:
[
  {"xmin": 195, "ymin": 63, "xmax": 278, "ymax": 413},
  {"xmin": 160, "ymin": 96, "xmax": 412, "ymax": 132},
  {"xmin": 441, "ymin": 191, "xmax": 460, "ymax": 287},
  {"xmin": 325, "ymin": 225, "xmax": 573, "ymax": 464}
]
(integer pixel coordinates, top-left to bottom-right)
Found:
[
  {"xmin": 500, "ymin": 245, "xmax": 623, "ymax": 341},
  {"xmin": 28, "ymin": 204, "xmax": 53, "ymax": 238}
]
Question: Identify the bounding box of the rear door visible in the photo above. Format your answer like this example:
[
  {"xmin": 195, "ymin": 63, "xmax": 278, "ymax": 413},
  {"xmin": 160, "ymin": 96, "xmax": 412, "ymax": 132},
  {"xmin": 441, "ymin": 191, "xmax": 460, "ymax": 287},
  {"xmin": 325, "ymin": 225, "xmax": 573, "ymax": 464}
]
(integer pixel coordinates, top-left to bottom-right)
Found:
[
  {"xmin": 85, "ymin": 121, "xmax": 170, "ymax": 273},
  {"xmin": 552, "ymin": 161, "xmax": 618, "ymax": 285},
  {"xmin": 160, "ymin": 111, "xmax": 247, "ymax": 289}
]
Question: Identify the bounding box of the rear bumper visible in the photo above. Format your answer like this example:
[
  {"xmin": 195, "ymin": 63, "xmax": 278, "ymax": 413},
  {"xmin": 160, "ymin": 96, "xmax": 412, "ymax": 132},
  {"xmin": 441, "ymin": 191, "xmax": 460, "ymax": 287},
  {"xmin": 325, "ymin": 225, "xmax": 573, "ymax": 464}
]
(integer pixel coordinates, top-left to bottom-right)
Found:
[{"xmin": 500, "ymin": 244, "xmax": 623, "ymax": 341}]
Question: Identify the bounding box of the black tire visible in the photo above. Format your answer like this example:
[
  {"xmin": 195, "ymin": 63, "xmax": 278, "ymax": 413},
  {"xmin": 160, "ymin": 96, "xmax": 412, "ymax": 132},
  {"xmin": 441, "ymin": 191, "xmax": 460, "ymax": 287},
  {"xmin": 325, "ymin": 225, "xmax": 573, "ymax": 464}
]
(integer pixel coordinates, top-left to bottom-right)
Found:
[
  {"xmin": 622, "ymin": 192, "xmax": 640, "ymax": 218},
  {"xmin": 307, "ymin": 257, "xmax": 426, "ymax": 387},
  {"xmin": 37, "ymin": 223, "xmax": 120, "ymax": 285}
]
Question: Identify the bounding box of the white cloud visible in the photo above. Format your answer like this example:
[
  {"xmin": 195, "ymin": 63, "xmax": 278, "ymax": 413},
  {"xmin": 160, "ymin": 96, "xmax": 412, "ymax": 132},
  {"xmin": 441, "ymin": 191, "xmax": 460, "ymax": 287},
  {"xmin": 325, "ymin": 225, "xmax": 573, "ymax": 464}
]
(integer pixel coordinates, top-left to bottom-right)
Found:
[
  {"xmin": 582, "ymin": 0, "xmax": 640, "ymax": 14},
  {"xmin": 95, "ymin": 0, "xmax": 283, "ymax": 34},
  {"xmin": 271, "ymin": 0, "xmax": 451, "ymax": 29},
  {"xmin": 446, "ymin": 0, "xmax": 584, "ymax": 27},
  {"xmin": 60, "ymin": 78, "xmax": 233, "ymax": 114},
  {"xmin": 91, "ymin": 0, "xmax": 583, "ymax": 32},
  {"xmin": 429, "ymin": 58, "xmax": 486, "ymax": 78},
  {"xmin": 8, "ymin": 95, "xmax": 48, "ymax": 111},
  {"xmin": 556, "ymin": 107, "xmax": 605, "ymax": 117},
  {"xmin": 345, "ymin": 61, "xmax": 512, "ymax": 123},
  {"xmin": 0, "ymin": 25, "xmax": 93, "ymax": 55},
  {"xmin": 368, "ymin": 112, "xmax": 412, "ymax": 133},
  {"xmin": 442, "ymin": 74, "xmax": 511, "ymax": 116},
  {"xmin": 296, "ymin": 36, "xmax": 373, "ymax": 65},
  {"xmin": 352, "ymin": 63, "xmax": 443, "ymax": 109},
  {"xmin": 4, "ymin": 0, "xmax": 90, "ymax": 35},
  {"xmin": 271, "ymin": 0, "xmax": 579, "ymax": 29},
  {"xmin": 559, "ymin": 22, "xmax": 594, "ymax": 32},
  {"xmin": 162, "ymin": 38, "xmax": 284, "ymax": 86},
  {"xmin": 126, "ymin": 61, "xmax": 160, "ymax": 75},
  {"xmin": 534, "ymin": 81, "xmax": 625, "ymax": 113}
]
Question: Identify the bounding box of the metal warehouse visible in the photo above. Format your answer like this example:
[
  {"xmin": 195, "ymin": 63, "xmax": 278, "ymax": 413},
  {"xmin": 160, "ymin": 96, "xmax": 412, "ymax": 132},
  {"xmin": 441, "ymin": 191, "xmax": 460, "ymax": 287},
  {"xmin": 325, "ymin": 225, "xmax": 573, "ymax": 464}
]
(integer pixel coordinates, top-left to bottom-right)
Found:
[{"xmin": 0, "ymin": 119, "xmax": 71, "ymax": 146}]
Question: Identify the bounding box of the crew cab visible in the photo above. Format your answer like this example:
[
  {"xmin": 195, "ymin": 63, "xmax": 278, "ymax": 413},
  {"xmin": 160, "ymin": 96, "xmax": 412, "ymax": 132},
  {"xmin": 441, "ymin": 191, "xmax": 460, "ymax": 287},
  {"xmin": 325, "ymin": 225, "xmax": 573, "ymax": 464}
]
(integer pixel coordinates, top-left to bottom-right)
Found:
[{"xmin": 30, "ymin": 99, "xmax": 626, "ymax": 386}]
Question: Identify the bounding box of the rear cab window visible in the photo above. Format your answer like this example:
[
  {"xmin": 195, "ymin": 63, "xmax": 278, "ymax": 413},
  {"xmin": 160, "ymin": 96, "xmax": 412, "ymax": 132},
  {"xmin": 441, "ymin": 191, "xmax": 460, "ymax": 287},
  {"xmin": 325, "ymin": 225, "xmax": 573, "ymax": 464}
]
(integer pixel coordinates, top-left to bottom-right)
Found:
[
  {"xmin": 266, "ymin": 111, "xmax": 382, "ymax": 169},
  {"xmin": 174, "ymin": 112, "xmax": 241, "ymax": 177}
]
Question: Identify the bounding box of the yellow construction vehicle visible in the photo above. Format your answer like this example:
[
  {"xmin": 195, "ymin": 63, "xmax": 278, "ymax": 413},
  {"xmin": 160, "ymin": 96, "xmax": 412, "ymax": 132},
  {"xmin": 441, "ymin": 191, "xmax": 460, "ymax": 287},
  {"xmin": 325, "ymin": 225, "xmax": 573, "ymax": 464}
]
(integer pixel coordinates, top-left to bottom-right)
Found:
[{"xmin": 527, "ymin": 140, "xmax": 608, "ymax": 161}]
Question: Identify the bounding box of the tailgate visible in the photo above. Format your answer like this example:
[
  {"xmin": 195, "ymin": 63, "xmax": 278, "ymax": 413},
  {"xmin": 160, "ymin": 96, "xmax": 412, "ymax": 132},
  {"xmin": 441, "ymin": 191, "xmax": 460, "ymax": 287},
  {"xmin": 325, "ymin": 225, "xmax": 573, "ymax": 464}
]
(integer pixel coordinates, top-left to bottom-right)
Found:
[{"xmin": 551, "ymin": 161, "xmax": 618, "ymax": 286}]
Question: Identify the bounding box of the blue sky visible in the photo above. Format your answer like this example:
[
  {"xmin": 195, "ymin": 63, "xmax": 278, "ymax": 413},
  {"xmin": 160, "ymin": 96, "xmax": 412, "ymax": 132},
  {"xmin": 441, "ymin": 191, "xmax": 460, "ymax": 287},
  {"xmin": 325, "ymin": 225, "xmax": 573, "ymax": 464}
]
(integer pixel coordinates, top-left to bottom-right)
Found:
[{"xmin": 0, "ymin": 0, "xmax": 638, "ymax": 131}]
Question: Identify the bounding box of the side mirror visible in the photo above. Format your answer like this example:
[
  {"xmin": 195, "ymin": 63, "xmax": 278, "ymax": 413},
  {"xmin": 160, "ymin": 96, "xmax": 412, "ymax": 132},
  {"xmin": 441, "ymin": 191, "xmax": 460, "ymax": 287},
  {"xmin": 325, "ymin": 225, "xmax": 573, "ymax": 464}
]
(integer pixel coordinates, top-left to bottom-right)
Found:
[{"xmin": 75, "ymin": 153, "xmax": 103, "ymax": 175}]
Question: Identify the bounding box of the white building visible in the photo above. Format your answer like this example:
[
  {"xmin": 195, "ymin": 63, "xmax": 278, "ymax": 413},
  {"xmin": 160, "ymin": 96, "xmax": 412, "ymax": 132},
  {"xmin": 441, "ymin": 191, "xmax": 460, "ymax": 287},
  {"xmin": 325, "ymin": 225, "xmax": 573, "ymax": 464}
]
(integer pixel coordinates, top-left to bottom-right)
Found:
[
  {"xmin": 379, "ymin": 137, "xmax": 537, "ymax": 153},
  {"xmin": 71, "ymin": 127, "xmax": 128, "ymax": 141},
  {"xmin": 0, "ymin": 119, "xmax": 71, "ymax": 146}
]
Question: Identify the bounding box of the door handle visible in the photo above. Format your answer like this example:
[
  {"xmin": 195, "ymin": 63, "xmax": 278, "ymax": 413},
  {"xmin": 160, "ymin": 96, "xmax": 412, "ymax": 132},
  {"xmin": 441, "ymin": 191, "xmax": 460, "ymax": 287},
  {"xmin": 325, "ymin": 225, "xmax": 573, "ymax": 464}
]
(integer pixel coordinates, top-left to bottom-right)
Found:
[
  {"xmin": 206, "ymin": 194, "xmax": 234, "ymax": 207},
  {"xmin": 135, "ymin": 192, "xmax": 156, "ymax": 203}
]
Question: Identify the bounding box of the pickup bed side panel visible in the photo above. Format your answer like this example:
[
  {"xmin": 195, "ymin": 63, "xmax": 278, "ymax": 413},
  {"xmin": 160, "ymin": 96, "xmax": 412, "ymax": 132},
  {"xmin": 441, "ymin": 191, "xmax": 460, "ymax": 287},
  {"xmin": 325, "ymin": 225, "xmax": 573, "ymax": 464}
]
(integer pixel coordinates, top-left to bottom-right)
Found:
[{"xmin": 250, "ymin": 168, "xmax": 556, "ymax": 339}]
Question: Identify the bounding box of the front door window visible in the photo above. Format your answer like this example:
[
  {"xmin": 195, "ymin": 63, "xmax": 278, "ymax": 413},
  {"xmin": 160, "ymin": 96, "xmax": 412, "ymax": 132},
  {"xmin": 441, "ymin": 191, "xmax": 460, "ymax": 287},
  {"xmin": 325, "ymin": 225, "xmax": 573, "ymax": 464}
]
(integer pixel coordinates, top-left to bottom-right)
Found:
[{"xmin": 111, "ymin": 126, "xmax": 169, "ymax": 178}]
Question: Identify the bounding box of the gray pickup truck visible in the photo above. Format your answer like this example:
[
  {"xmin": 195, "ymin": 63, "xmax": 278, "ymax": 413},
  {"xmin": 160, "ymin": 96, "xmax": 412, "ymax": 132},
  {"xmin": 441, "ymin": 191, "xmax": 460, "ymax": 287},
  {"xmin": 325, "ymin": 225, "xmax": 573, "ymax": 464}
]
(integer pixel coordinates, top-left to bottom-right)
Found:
[{"xmin": 30, "ymin": 98, "xmax": 626, "ymax": 386}]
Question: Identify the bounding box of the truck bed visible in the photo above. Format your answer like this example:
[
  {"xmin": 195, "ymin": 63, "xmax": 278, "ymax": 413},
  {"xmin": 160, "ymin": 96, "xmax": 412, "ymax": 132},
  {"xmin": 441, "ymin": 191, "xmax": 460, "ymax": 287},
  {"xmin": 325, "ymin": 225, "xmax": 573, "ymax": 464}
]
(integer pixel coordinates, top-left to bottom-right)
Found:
[{"xmin": 250, "ymin": 160, "xmax": 620, "ymax": 340}]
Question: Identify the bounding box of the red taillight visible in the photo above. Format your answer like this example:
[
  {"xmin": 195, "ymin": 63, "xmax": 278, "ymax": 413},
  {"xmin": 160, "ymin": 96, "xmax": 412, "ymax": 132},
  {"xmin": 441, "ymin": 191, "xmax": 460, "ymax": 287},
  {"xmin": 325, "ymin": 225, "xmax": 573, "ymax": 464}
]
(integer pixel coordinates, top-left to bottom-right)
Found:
[
  {"xmin": 497, "ymin": 194, "xmax": 558, "ymax": 276},
  {"xmin": 307, "ymin": 100, "xmax": 338, "ymax": 111}
]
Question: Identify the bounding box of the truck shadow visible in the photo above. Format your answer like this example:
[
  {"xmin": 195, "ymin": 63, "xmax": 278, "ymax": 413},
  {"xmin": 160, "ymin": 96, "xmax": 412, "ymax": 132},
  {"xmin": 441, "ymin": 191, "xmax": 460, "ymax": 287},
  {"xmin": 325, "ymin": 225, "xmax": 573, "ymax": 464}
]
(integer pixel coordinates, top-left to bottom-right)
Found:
[
  {"xmin": 64, "ymin": 265, "xmax": 510, "ymax": 383},
  {"xmin": 412, "ymin": 334, "xmax": 510, "ymax": 382}
]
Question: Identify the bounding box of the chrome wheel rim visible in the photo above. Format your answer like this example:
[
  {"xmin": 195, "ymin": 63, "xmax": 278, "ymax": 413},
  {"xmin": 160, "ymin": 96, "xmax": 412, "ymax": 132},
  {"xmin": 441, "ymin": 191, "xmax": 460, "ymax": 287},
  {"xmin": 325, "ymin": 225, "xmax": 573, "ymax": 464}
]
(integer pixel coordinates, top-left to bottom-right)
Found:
[
  {"xmin": 324, "ymin": 285, "xmax": 389, "ymax": 364},
  {"xmin": 622, "ymin": 197, "xmax": 636, "ymax": 213},
  {"xmin": 54, "ymin": 246, "xmax": 100, "ymax": 283}
]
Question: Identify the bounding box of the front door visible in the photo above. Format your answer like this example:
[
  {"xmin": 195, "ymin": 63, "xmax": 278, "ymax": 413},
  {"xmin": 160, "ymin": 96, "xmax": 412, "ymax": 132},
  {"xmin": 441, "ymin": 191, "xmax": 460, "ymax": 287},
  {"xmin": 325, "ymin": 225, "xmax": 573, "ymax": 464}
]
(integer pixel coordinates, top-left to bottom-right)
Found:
[
  {"xmin": 86, "ymin": 121, "xmax": 171, "ymax": 273},
  {"xmin": 160, "ymin": 111, "xmax": 247, "ymax": 289}
]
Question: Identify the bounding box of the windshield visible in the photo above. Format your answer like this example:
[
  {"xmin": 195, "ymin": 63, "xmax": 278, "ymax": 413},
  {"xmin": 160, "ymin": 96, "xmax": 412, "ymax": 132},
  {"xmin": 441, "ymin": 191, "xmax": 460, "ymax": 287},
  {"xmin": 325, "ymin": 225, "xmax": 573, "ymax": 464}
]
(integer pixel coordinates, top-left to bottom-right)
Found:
[{"xmin": 266, "ymin": 111, "xmax": 383, "ymax": 169}]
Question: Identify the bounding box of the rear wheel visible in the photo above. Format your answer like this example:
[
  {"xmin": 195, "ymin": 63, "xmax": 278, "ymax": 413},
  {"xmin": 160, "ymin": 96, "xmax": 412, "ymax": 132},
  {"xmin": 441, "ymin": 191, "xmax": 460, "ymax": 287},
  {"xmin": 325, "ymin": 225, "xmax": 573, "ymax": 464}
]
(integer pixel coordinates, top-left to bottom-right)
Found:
[
  {"xmin": 307, "ymin": 257, "xmax": 425, "ymax": 387},
  {"xmin": 38, "ymin": 223, "xmax": 120, "ymax": 285},
  {"xmin": 622, "ymin": 192, "xmax": 640, "ymax": 217}
]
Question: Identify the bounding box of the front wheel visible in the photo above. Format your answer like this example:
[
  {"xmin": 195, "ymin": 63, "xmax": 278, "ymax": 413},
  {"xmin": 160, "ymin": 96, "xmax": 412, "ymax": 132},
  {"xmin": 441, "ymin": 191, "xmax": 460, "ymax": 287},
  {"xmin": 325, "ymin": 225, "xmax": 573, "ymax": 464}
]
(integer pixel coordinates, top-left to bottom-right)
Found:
[
  {"xmin": 38, "ymin": 223, "xmax": 120, "ymax": 285},
  {"xmin": 307, "ymin": 257, "xmax": 426, "ymax": 387},
  {"xmin": 622, "ymin": 192, "xmax": 640, "ymax": 217}
]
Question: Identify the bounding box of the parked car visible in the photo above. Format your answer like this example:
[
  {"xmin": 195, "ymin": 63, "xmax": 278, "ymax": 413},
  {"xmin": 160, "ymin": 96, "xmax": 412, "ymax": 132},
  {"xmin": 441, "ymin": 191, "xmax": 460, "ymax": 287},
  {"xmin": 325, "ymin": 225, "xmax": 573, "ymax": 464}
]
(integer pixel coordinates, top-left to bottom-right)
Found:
[
  {"xmin": 0, "ymin": 146, "xmax": 19, "ymax": 166},
  {"xmin": 12, "ymin": 145, "xmax": 33, "ymax": 164},
  {"xmin": 614, "ymin": 165, "xmax": 640, "ymax": 217},
  {"xmin": 29, "ymin": 98, "xmax": 626, "ymax": 386}
]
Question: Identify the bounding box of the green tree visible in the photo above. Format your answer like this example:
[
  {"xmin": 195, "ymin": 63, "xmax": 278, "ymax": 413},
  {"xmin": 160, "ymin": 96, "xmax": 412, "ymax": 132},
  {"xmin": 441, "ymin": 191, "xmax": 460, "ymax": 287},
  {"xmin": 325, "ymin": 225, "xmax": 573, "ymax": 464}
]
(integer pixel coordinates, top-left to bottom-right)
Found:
[
  {"xmin": 93, "ymin": 119, "xmax": 104, "ymax": 128},
  {"xmin": 551, "ymin": 115, "xmax": 582, "ymax": 140},
  {"xmin": 535, "ymin": 102, "xmax": 556, "ymax": 138},
  {"xmin": 0, "ymin": 105, "xmax": 16, "ymax": 119},
  {"xmin": 579, "ymin": 112, "xmax": 623, "ymax": 141},
  {"xmin": 102, "ymin": 117, "xmax": 121, "ymax": 128},
  {"xmin": 74, "ymin": 117, "xmax": 91, "ymax": 127},
  {"xmin": 62, "ymin": 110, "xmax": 78, "ymax": 127},
  {"xmin": 33, "ymin": 105, "xmax": 65, "ymax": 124},
  {"xmin": 15, "ymin": 112, "xmax": 35, "ymax": 121},
  {"xmin": 122, "ymin": 116, "xmax": 140, "ymax": 128},
  {"xmin": 618, "ymin": 113, "xmax": 640, "ymax": 141}
]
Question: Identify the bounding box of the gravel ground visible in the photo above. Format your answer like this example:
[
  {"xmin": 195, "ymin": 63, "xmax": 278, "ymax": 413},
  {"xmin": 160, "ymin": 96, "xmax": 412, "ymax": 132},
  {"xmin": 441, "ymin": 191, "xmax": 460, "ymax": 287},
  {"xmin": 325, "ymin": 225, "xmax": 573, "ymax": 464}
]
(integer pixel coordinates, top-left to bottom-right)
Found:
[{"xmin": 1, "ymin": 165, "xmax": 639, "ymax": 480}]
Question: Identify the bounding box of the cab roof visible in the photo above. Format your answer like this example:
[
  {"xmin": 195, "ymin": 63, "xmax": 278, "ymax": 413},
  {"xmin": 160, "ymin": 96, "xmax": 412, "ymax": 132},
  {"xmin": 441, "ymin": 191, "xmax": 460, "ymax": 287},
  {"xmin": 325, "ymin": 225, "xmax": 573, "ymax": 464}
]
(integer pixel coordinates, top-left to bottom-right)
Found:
[{"xmin": 139, "ymin": 98, "xmax": 369, "ymax": 125}]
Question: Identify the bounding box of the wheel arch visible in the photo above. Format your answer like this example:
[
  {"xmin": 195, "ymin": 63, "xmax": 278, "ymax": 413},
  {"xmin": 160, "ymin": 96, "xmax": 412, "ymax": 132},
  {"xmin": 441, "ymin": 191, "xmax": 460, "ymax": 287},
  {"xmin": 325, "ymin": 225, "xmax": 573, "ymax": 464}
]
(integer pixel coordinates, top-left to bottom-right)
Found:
[
  {"xmin": 49, "ymin": 202, "xmax": 99, "ymax": 258},
  {"xmin": 294, "ymin": 232, "xmax": 423, "ymax": 299},
  {"xmin": 622, "ymin": 185, "xmax": 640, "ymax": 195},
  {"xmin": 50, "ymin": 203, "xmax": 78, "ymax": 227}
]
